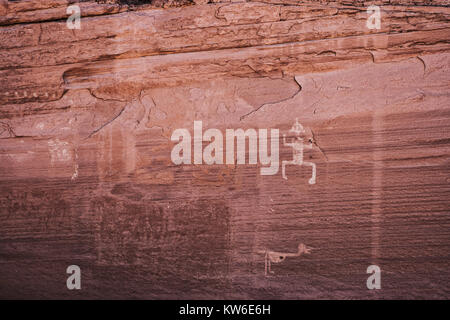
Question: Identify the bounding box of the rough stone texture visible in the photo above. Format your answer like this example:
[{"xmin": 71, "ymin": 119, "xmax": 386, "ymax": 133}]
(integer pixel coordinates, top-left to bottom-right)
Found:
[{"xmin": 0, "ymin": 0, "xmax": 449, "ymax": 299}]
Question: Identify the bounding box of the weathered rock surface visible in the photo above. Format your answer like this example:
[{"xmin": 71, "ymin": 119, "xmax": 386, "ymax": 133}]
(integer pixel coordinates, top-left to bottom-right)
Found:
[{"xmin": 0, "ymin": 0, "xmax": 449, "ymax": 299}]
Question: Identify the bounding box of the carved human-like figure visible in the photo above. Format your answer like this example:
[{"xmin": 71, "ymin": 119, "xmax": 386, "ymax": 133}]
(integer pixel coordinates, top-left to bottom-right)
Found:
[{"xmin": 282, "ymin": 119, "xmax": 316, "ymax": 184}]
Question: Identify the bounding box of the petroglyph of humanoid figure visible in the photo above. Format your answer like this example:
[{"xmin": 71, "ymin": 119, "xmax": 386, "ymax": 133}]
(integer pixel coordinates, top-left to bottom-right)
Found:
[{"xmin": 282, "ymin": 119, "xmax": 316, "ymax": 184}]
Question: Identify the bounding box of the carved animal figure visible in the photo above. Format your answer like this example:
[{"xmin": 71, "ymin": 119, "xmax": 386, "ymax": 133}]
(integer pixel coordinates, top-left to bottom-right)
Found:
[{"xmin": 258, "ymin": 243, "xmax": 314, "ymax": 276}]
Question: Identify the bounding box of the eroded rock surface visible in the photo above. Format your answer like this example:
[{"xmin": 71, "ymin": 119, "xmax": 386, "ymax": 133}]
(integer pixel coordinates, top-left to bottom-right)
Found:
[{"xmin": 0, "ymin": 0, "xmax": 449, "ymax": 299}]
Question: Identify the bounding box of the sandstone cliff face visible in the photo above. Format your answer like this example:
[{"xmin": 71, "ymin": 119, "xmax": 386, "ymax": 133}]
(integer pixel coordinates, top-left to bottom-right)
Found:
[{"xmin": 0, "ymin": 0, "xmax": 449, "ymax": 299}]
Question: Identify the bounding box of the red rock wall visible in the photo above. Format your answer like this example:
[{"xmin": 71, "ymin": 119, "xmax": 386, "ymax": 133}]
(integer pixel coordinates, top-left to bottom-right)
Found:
[{"xmin": 0, "ymin": 0, "xmax": 449, "ymax": 299}]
